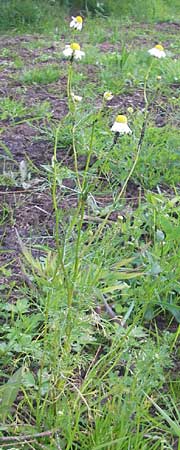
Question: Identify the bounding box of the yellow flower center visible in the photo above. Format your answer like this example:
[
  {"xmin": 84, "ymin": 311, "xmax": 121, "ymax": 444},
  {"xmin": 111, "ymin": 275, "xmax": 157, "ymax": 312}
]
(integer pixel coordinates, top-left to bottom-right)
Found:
[
  {"xmin": 104, "ymin": 91, "xmax": 113, "ymax": 100},
  {"xmin": 76, "ymin": 16, "xmax": 83, "ymax": 23},
  {"xmin": 115, "ymin": 115, "xmax": 127, "ymax": 124},
  {"xmin": 155, "ymin": 44, "xmax": 164, "ymax": 51},
  {"xmin": 70, "ymin": 43, "xmax": 81, "ymax": 51}
]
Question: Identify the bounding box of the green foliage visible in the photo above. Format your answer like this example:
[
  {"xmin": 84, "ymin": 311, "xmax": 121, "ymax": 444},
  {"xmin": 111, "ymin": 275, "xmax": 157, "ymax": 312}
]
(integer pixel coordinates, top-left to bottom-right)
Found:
[
  {"xmin": 0, "ymin": 97, "xmax": 27, "ymax": 120},
  {"xmin": 0, "ymin": 366, "xmax": 24, "ymax": 421},
  {"xmin": 0, "ymin": 10, "xmax": 179, "ymax": 450},
  {"xmin": 135, "ymin": 126, "xmax": 180, "ymax": 187},
  {"xmin": 0, "ymin": 0, "xmax": 43, "ymax": 31},
  {"xmin": 20, "ymin": 65, "xmax": 61, "ymax": 85},
  {"xmin": 0, "ymin": 0, "xmax": 180, "ymax": 33}
]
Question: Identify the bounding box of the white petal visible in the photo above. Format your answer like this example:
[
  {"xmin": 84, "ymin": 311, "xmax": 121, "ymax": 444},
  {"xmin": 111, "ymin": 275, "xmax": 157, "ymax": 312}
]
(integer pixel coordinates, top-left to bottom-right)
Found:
[
  {"xmin": 63, "ymin": 47, "xmax": 73, "ymax": 58},
  {"xmin": 159, "ymin": 50, "xmax": 165, "ymax": 58},
  {"xmin": 74, "ymin": 50, "xmax": 85, "ymax": 60},
  {"xmin": 71, "ymin": 93, "xmax": 82, "ymax": 102},
  {"xmin": 70, "ymin": 19, "xmax": 75, "ymax": 28},
  {"xmin": 104, "ymin": 91, "xmax": 113, "ymax": 101},
  {"xmin": 124, "ymin": 124, "xmax": 132, "ymax": 134},
  {"xmin": 148, "ymin": 48, "xmax": 166, "ymax": 58},
  {"xmin": 111, "ymin": 122, "xmax": 132, "ymax": 134},
  {"xmin": 76, "ymin": 22, "xmax": 83, "ymax": 31}
]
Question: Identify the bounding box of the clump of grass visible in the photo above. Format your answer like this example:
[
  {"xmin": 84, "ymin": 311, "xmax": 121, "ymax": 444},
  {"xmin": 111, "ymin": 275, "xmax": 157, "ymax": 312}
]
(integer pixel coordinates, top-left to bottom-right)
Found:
[
  {"xmin": 0, "ymin": 97, "xmax": 27, "ymax": 120},
  {"xmin": 0, "ymin": 97, "xmax": 51, "ymax": 121},
  {"xmin": 20, "ymin": 65, "xmax": 61, "ymax": 85}
]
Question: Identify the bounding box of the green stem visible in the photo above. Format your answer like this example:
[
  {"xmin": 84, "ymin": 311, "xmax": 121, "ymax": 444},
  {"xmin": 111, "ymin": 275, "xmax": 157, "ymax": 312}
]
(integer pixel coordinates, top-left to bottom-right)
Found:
[
  {"xmin": 52, "ymin": 124, "xmax": 61, "ymax": 252},
  {"xmin": 72, "ymin": 120, "xmax": 96, "ymax": 278},
  {"xmin": 52, "ymin": 124, "xmax": 71, "ymax": 302},
  {"xmin": 63, "ymin": 99, "xmax": 104, "ymax": 350},
  {"xmin": 82, "ymin": 119, "xmax": 96, "ymax": 192},
  {"xmin": 80, "ymin": 109, "xmax": 149, "ymax": 256},
  {"xmin": 73, "ymin": 199, "xmax": 85, "ymax": 281},
  {"xmin": 67, "ymin": 62, "xmax": 72, "ymax": 98},
  {"xmin": 144, "ymin": 60, "xmax": 154, "ymax": 105},
  {"xmin": 63, "ymin": 119, "xmax": 96, "ymax": 349},
  {"xmin": 67, "ymin": 57, "xmax": 77, "ymax": 114},
  {"xmin": 82, "ymin": 61, "xmax": 154, "ymax": 247},
  {"xmin": 72, "ymin": 123, "xmax": 81, "ymax": 191}
]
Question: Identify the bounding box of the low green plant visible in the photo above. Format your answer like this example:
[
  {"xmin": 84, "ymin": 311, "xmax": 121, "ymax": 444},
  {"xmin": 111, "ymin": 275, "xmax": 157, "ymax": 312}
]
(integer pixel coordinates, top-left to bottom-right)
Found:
[
  {"xmin": 0, "ymin": 97, "xmax": 27, "ymax": 120},
  {"xmin": 0, "ymin": 0, "xmax": 42, "ymax": 31},
  {"xmin": 20, "ymin": 65, "xmax": 61, "ymax": 85}
]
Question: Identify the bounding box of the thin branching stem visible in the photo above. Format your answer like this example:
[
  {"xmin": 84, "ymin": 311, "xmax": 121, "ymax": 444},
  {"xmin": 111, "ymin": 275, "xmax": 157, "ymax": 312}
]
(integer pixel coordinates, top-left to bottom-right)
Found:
[{"xmin": 80, "ymin": 62, "xmax": 154, "ymax": 255}]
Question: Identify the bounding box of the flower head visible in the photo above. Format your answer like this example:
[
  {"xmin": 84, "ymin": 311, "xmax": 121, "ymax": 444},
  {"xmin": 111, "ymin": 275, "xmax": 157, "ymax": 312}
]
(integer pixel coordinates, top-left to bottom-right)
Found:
[
  {"xmin": 63, "ymin": 42, "xmax": 85, "ymax": 60},
  {"xmin": 148, "ymin": 44, "xmax": 166, "ymax": 58},
  {"xmin": 127, "ymin": 106, "xmax": 134, "ymax": 114},
  {"xmin": 111, "ymin": 115, "xmax": 132, "ymax": 134},
  {"xmin": 104, "ymin": 91, "xmax": 113, "ymax": 101},
  {"xmin": 71, "ymin": 92, "xmax": 82, "ymax": 102},
  {"xmin": 70, "ymin": 16, "xmax": 83, "ymax": 31}
]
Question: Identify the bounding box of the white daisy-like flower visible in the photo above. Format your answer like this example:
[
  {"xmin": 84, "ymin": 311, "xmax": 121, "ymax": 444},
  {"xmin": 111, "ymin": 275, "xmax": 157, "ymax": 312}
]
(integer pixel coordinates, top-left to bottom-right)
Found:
[
  {"xmin": 104, "ymin": 91, "xmax": 113, "ymax": 101},
  {"xmin": 71, "ymin": 92, "xmax": 82, "ymax": 102},
  {"xmin": 70, "ymin": 16, "xmax": 83, "ymax": 31},
  {"xmin": 148, "ymin": 44, "xmax": 166, "ymax": 58},
  {"xmin": 63, "ymin": 42, "xmax": 85, "ymax": 60},
  {"xmin": 111, "ymin": 115, "xmax": 132, "ymax": 134}
]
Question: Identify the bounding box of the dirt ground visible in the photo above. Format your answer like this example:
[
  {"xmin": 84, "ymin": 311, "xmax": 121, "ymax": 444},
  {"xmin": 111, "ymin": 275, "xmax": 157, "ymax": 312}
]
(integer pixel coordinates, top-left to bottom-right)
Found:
[{"xmin": 0, "ymin": 26, "xmax": 179, "ymax": 293}]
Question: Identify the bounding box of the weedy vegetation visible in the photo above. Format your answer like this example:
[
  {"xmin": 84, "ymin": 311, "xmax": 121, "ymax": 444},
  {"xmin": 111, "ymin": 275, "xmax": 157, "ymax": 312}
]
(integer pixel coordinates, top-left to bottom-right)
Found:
[{"xmin": 0, "ymin": 0, "xmax": 180, "ymax": 449}]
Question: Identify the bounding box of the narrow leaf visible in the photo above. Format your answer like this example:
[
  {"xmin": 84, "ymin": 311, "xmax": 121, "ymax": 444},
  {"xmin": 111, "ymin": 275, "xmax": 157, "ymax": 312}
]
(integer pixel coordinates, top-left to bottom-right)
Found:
[
  {"xmin": 101, "ymin": 283, "xmax": 129, "ymax": 293},
  {"xmin": 144, "ymin": 393, "xmax": 180, "ymax": 437},
  {"xmin": 0, "ymin": 366, "xmax": 24, "ymax": 421}
]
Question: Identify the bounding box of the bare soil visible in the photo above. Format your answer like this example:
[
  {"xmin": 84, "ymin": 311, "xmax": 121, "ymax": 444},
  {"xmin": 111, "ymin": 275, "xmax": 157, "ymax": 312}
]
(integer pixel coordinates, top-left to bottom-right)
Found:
[{"xmin": 0, "ymin": 25, "xmax": 179, "ymax": 318}]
